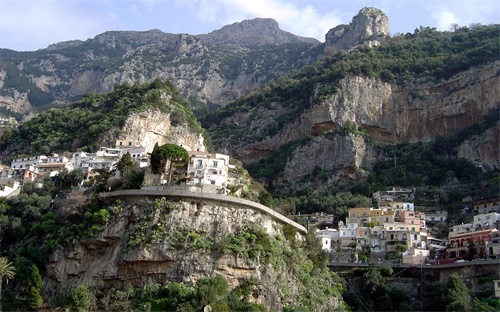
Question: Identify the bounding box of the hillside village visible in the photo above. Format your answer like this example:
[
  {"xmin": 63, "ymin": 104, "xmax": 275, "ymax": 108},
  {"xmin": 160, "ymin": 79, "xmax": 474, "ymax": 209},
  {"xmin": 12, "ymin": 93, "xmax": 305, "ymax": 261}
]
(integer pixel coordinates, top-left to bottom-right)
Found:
[
  {"xmin": 0, "ymin": 135, "xmax": 235, "ymax": 197},
  {"xmin": 2, "ymin": 136, "xmax": 499, "ymax": 267},
  {"xmin": 314, "ymin": 188, "xmax": 500, "ymax": 265}
]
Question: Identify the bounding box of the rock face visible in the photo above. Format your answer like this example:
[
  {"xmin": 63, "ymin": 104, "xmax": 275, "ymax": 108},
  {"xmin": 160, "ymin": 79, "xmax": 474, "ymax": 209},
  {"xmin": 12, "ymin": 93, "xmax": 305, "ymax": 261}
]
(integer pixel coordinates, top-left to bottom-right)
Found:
[
  {"xmin": 118, "ymin": 108, "xmax": 202, "ymax": 153},
  {"xmin": 197, "ymin": 18, "xmax": 318, "ymax": 49},
  {"xmin": 457, "ymin": 121, "xmax": 499, "ymax": 170},
  {"xmin": 325, "ymin": 7, "xmax": 390, "ymax": 51},
  {"xmin": 214, "ymin": 61, "xmax": 499, "ymax": 189},
  {"xmin": 0, "ymin": 18, "xmax": 321, "ymax": 116},
  {"xmin": 45, "ymin": 194, "xmax": 342, "ymax": 311}
]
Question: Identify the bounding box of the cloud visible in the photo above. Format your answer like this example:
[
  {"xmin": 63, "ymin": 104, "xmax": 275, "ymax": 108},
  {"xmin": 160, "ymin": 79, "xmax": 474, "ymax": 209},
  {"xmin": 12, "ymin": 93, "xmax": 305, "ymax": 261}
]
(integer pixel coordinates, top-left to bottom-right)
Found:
[
  {"xmin": 432, "ymin": 11, "xmax": 460, "ymax": 30},
  {"xmin": 425, "ymin": 0, "xmax": 498, "ymax": 30}
]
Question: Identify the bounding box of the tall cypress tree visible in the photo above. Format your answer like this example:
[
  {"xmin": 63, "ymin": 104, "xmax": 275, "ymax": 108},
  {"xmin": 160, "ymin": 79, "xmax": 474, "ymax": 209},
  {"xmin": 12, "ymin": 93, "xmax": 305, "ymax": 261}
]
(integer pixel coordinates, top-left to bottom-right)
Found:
[{"xmin": 28, "ymin": 264, "xmax": 43, "ymax": 309}]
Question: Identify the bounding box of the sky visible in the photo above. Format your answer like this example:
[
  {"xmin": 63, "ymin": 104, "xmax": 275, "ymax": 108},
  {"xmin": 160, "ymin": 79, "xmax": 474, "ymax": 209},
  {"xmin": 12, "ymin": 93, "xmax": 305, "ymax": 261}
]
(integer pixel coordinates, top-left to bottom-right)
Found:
[{"xmin": 0, "ymin": 0, "xmax": 498, "ymax": 52}]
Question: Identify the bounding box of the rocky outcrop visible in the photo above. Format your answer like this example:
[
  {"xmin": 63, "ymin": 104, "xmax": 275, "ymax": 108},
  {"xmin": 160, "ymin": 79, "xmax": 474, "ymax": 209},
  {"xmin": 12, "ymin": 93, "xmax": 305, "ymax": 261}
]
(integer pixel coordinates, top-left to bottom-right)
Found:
[
  {"xmin": 197, "ymin": 18, "xmax": 318, "ymax": 49},
  {"xmin": 457, "ymin": 120, "xmax": 499, "ymax": 170},
  {"xmin": 325, "ymin": 7, "xmax": 390, "ymax": 52},
  {"xmin": 0, "ymin": 90, "xmax": 31, "ymax": 114},
  {"xmin": 45, "ymin": 194, "xmax": 341, "ymax": 311},
  {"xmin": 0, "ymin": 68, "xmax": 31, "ymax": 114},
  {"xmin": 118, "ymin": 108, "xmax": 202, "ymax": 153},
  {"xmin": 282, "ymin": 134, "xmax": 374, "ymax": 186}
]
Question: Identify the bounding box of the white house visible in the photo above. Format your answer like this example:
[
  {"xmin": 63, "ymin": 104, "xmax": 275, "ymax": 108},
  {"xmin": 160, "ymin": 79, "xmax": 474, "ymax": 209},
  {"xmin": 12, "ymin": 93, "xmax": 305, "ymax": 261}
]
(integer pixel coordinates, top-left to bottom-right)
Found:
[
  {"xmin": 11, "ymin": 155, "xmax": 47, "ymax": 169},
  {"xmin": 425, "ymin": 211, "xmax": 448, "ymax": 222},
  {"xmin": 450, "ymin": 223, "xmax": 473, "ymax": 235},
  {"xmin": 473, "ymin": 212, "xmax": 500, "ymax": 231},
  {"xmin": 0, "ymin": 181, "xmax": 21, "ymax": 197},
  {"xmin": 315, "ymin": 228, "xmax": 339, "ymax": 252},
  {"xmin": 186, "ymin": 151, "xmax": 230, "ymax": 187},
  {"xmin": 402, "ymin": 248, "xmax": 430, "ymax": 265}
]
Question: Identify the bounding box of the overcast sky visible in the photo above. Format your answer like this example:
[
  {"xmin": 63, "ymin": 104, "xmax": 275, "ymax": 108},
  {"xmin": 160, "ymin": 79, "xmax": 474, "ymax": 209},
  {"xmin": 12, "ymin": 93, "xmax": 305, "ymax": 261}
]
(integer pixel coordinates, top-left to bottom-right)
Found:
[{"xmin": 0, "ymin": 0, "xmax": 498, "ymax": 52}]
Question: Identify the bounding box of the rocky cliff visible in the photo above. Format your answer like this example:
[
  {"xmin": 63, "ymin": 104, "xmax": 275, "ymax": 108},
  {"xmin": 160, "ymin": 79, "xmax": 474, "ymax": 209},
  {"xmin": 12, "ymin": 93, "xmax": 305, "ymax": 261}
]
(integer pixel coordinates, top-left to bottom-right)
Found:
[
  {"xmin": 118, "ymin": 109, "xmax": 202, "ymax": 153},
  {"xmin": 212, "ymin": 60, "xmax": 499, "ymax": 190},
  {"xmin": 197, "ymin": 18, "xmax": 318, "ymax": 49},
  {"xmin": 45, "ymin": 192, "xmax": 343, "ymax": 311},
  {"xmin": 0, "ymin": 19, "xmax": 321, "ymax": 117},
  {"xmin": 325, "ymin": 7, "xmax": 390, "ymax": 52}
]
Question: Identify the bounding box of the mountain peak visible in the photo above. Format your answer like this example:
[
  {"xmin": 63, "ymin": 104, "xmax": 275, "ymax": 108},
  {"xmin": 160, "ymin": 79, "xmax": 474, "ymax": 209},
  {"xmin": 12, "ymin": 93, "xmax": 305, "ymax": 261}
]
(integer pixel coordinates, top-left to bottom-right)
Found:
[
  {"xmin": 196, "ymin": 17, "xmax": 318, "ymax": 49},
  {"xmin": 325, "ymin": 7, "xmax": 390, "ymax": 51}
]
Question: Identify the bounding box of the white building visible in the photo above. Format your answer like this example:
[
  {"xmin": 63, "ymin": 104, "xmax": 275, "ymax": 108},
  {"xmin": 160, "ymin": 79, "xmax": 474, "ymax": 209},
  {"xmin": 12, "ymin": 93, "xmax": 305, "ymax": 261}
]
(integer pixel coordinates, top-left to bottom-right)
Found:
[
  {"xmin": 473, "ymin": 212, "xmax": 500, "ymax": 231},
  {"xmin": 402, "ymin": 248, "xmax": 430, "ymax": 265},
  {"xmin": 450, "ymin": 223, "xmax": 473, "ymax": 235},
  {"xmin": 315, "ymin": 228, "xmax": 339, "ymax": 252},
  {"xmin": 425, "ymin": 211, "xmax": 448, "ymax": 222},
  {"xmin": 0, "ymin": 181, "xmax": 21, "ymax": 197},
  {"xmin": 11, "ymin": 155, "xmax": 47, "ymax": 169},
  {"xmin": 186, "ymin": 151, "xmax": 230, "ymax": 187}
]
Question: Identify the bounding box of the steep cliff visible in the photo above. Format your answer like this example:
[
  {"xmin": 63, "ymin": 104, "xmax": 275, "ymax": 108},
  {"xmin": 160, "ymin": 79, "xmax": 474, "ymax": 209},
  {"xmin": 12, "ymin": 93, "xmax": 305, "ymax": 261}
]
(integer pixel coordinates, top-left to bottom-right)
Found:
[
  {"xmin": 118, "ymin": 109, "xmax": 202, "ymax": 153},
  {"xmin": 45, "ymin": 192, "xmax": 343, "ymax": 311},
  {"xmin": 208, "ymin": 57, "xmax": 499, "ymax": 190}
]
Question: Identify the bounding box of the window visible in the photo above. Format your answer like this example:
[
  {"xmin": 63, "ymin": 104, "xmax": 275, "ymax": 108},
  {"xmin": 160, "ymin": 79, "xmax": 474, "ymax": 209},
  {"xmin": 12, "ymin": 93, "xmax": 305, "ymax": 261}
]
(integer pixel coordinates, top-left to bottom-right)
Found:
[
  {"xmin": 128, "ymin": 142, "xmax": 132, "ymax": 146},
  {"xmin": 197, "ymin": 160, "xmax": 203, "ymax": 168},
  {"xmin": 119, "ymin": 142, "xmax": 123, "ymax": 146},
  {"xmin": 212, "ymin": 161, "xmax": 218, "ymax": 168}
]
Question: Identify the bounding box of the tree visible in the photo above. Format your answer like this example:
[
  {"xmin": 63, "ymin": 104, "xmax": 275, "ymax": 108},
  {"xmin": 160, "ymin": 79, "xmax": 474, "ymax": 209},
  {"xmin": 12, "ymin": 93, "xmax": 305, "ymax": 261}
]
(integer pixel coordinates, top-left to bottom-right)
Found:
[
  {"xmin": 28, "ymin": 264, "xmax": 43, "ymax": 309},
  {"xmin": 72, "ymin": 284, "xmax": 97, "ymax": 312},
  {"xmin": 116, "ymin": 152, "xmax": 136, "ymax": 176},
  {"xmin": 56, "ymin": 168, "xmax": 85, "ymax": 189},
  {"xmin": 150, "ymin": 143, "xmax": 189, "ymax": 184},
  {"xmin": 0, "ymin": 257, "xmax": 16, "ymax": 312},
  {"xmin": 444, "ymin": 273, "xmax": 471, "ymax": 312}
]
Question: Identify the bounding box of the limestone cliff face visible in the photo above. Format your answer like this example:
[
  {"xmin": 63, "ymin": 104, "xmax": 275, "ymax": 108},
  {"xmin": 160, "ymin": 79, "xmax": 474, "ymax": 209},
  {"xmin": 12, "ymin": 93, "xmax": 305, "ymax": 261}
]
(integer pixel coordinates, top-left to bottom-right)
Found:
[
  {"xmin": 217, "ymin": 62, "xmax": 499, "ymax": 187},
  {"xmin": 319, "ymin": 61, "xmax": 499, "ymax": 143},
  {"xmin": 0, "ymin": 89, "xmax": 31, "ymax": 114},
  {"xmin": 45, "ymin": 194, "xmax": 341, "ymax": 311},
  {"xmin": 457, "ymin": 121, "xmax": 499, "ymax": 170},
  {"xmin": 0, "ymin": 68, "xmax": 31, "ymax": 114},
  {"xmin": 118, "ymin": 108, "xmax": 202, "ymax": 153},
  {"xmin": 325, "ymin": 7, "xmax": 390, "ymax": 52},
  {"xmin": 282, "ymin": 135, "xmax": 374, "ymax": 187}
]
